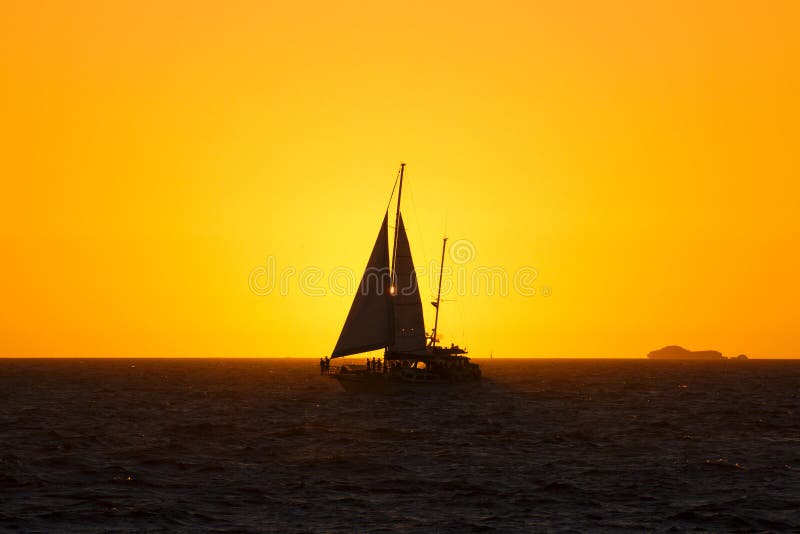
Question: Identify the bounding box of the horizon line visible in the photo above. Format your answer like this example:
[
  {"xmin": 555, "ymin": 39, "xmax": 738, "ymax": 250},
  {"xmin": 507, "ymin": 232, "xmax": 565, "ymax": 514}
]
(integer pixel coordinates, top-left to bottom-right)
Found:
[{"xmin": 0, "ymin": 355, "xmax": 798, "ymax": 360}]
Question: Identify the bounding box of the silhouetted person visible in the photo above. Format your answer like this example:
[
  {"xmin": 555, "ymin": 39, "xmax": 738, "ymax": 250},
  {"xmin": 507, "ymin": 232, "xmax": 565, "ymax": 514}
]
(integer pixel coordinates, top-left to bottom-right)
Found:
[{"xmin": 319, "ymin": 358, "xmax": 325, "ymax": 375}]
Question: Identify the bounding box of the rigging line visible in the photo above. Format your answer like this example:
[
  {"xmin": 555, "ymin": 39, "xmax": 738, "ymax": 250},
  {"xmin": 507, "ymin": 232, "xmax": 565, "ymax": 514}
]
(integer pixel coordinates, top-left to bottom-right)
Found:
[
  {"xmin": 457, "ymin": 298, "xmax": 468, "ymax": 349},
  {"xmin": 406, "ymin": 180, "xmax": 431, "ymax": 275},
  {"xmin": 405, "ymin": 179, "xmax": 436, "ymax": 331},
  {"xmin": 390, "ymin": 164, "xmax": 405, "ymax": 291},
  {"xmin": 385, "ymin": 167, "xmax": 401, "ymax": 214}
]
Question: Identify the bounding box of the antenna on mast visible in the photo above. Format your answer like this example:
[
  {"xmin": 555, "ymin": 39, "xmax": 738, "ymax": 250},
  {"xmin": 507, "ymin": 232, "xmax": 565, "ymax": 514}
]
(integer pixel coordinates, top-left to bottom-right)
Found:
[{"xmin": 430, "ymin": 236, "xmax": 447, "ymax": 347}]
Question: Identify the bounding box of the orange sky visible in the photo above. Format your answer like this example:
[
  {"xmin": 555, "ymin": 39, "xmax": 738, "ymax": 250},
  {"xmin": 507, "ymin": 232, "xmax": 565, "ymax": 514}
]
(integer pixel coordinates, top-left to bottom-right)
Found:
[{"xmin": 2, "ymin": 1, "xmax": 798, "ymax": 357}]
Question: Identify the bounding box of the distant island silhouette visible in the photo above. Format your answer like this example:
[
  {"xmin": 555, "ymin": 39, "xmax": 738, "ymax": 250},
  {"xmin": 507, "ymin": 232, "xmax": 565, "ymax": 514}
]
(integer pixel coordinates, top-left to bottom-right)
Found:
[{"xmin": 648, "ymin": 346, "xmax": 748, "ymax": 360}]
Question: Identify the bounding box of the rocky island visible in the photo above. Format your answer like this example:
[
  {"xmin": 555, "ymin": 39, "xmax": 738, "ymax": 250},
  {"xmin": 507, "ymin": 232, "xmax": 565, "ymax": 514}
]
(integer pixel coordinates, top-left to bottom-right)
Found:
[{"xmin": 648, "ymin": 345, "xmax": 725, "ymax": 359}]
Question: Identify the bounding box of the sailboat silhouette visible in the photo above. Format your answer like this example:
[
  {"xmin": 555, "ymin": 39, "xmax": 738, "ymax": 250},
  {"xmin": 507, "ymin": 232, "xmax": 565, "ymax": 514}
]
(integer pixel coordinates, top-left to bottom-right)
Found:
[{"xmin": 325, "ymin": 164, "xmax": 481, "ymax": 392}]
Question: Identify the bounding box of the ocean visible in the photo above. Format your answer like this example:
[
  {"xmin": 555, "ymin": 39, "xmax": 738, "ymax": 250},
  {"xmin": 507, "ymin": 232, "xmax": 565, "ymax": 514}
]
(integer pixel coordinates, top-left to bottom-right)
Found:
[{"xmin": 1, "ymin": 358, "xmax": 798, "ymax": 532}]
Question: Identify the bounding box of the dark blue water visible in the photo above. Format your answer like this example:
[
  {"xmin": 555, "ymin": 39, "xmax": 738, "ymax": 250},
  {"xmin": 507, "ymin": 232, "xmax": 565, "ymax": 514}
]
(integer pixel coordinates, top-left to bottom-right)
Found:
[{"xmin": 1, "ymin": 358, "xmax": 799, "ymax": 532}]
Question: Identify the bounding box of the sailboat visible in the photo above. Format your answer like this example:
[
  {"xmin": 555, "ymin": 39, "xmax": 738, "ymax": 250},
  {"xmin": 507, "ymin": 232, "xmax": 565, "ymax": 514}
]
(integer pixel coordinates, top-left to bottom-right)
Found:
[{"xmin": 324, "ymin": 164, "xmax": 481, "ymax": 393}]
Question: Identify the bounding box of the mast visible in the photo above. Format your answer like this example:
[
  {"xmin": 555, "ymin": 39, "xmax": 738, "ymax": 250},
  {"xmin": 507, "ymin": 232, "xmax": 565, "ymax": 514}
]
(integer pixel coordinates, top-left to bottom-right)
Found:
[
  {"xmin": 390, "ymin": 163, "xmax": 405, "ymax": 294},
  {"xmin": 430, "ymin": 237, "xmax": 447, "ymax": 347}
]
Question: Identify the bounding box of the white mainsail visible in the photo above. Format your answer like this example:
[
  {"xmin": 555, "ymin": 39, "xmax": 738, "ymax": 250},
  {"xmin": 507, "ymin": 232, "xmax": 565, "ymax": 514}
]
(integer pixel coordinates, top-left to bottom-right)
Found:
[
  {"xmin": 331, "ymin": 213, "xmax": 394, "ymax": 358},
  {"xmin": 389, "ymin": 214, "xmax": 427, "ymax": 353}
]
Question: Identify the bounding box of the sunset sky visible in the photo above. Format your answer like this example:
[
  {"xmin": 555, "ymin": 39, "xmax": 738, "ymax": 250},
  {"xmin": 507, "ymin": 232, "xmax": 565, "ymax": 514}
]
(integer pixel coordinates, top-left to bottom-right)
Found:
[{"xmin": 2, "ymin": 1, "xmax": 798, "ymax": 357}]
